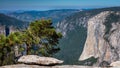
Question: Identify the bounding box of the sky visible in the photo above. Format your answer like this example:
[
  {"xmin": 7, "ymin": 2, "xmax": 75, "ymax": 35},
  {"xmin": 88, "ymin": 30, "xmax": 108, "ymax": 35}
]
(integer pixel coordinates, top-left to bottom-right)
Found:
[{"xmin": 0, "ymin": 0, "xmax": 120, "ymax": 10}]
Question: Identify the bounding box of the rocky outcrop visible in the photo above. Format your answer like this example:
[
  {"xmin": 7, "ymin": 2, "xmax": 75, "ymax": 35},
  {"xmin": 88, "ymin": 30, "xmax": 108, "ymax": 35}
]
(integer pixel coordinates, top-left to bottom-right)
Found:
[
  {"xmin": 0, "ymin": 25, "xmax": 18, "ymax": 36},
  {"xmin": 79, "ymin": 11, "xmax": 120, "ymax": 66},
  {"xmin": 18, "ymin": 55, "xmax": 63, "ymax": 65},
  {"xmin": 9, "ymin": 26, "xmax": 18, "ymax": 33},
  {"xmin": 110, "ymin": 61, "xmax": 120, "ymax": 67},
  {"xmin": 0, "ymin": 64, "xmax": 117, "ymax": 68},
  {"xmin": 0, "ymin": 25, "xmax": 5, "ymax": 35}
]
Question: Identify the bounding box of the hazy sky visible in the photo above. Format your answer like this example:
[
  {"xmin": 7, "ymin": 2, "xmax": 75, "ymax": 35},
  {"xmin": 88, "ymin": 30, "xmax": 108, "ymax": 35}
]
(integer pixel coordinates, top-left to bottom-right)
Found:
[{"xmin": 0, "ymin": 0, "xmax": 120, "ymax": 10}]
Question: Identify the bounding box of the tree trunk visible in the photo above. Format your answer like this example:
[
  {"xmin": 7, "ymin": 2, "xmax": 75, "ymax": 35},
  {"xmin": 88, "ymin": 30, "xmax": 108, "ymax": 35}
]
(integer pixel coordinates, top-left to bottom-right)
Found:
[
  {"xmin": 14, "ymin": 45, "xmax": 19, "ymax": 57},
  {"xmin": 26, "ymin": 44, "xmax": 30, "ymax": 55}
]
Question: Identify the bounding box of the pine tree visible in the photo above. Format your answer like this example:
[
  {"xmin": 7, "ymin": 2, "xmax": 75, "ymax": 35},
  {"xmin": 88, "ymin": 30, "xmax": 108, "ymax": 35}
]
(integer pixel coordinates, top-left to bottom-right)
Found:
[{"xmin": 27, "ymin": 19, "xmax": 62, "ymax": 56}]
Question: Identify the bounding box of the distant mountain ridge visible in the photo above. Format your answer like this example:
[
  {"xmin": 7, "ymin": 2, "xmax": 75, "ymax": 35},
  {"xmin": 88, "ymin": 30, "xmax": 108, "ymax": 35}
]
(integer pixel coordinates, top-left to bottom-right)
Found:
[
  {"xmin": 6, "ymin": 9, "xmax": 79, "ymax": 25},
  {"xmin": 0, "ymin": 13, "xmax": 28, "ymax": 28}
]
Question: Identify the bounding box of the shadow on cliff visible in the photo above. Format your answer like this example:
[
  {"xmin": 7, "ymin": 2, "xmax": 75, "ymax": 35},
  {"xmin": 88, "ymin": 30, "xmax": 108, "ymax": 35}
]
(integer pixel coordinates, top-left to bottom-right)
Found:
[
  {"xmin": 54, "ymin": 26, "xmax": 87, "ymax": 65},
  {"xmin": 77, "ymin": 57, "xmax": 98, "ymax": 66}
]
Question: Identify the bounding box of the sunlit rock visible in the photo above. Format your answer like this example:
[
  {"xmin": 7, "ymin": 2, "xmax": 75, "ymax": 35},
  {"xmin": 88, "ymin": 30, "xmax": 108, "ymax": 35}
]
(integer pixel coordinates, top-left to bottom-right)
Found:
[{"xmin": 18, "ymin": 55, "xmax": 63, "ymax": 65}]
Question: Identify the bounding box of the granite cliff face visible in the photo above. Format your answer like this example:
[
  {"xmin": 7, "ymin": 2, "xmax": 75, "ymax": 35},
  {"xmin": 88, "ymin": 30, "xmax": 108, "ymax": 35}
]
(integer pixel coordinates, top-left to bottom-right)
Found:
[
  {"xmin": 55, "ymin": 7, "xmax": 120, "ymax": 64},
  {"xmin": 79, "ymin": 11, "xmax": 120, "ymax": 66}
]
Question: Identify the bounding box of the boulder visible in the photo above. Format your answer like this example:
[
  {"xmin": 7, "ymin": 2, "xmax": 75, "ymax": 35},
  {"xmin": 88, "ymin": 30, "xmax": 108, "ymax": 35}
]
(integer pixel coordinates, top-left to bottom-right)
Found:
[
  {"xmin": 18, "ymin": 55, "xmax": 63, "ymax": 65},
  {"xmin": 110, "ymin": 61, "xmax": 120, "ymax": 67}
]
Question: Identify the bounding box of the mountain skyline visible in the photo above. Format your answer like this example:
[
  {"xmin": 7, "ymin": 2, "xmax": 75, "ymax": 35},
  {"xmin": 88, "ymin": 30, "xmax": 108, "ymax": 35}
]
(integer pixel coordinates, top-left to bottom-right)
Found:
[{"xmin": 0, "ymin": 0, "xmax": 120, "ymax": 11}]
